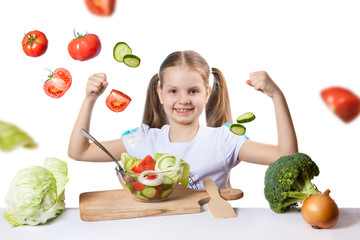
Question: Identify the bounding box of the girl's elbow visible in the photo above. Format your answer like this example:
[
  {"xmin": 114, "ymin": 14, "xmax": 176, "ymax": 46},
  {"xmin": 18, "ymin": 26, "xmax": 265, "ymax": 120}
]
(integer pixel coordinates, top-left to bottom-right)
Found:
[
  {"xmin": 67, "ymin": 149, "xmax": 84, "ymax": 162},
  {"xmin": 277, "ymin": 145, "xmax": 299, "ymax": 159}
]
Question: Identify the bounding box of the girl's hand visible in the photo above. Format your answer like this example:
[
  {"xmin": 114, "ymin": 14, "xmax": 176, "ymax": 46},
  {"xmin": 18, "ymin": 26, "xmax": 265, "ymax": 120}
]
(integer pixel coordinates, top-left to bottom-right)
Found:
[
  {"xmin": 246, "ymin": 71, "xmax": 282, "ymax": 98},
  {"xmin": 86, "ymin": 73, "xmax": 108, "ymax": 101}
]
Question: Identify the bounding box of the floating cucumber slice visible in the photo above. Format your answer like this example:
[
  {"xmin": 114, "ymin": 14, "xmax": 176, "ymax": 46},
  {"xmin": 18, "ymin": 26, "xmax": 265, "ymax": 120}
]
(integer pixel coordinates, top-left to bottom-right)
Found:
[
  {"xmin": 230, "ymin": 124, "xmax": 246, "ymax": 135},
  {"xmin": 236, "ymin": 112, "xmax": 256, "ymax": 123},
  {"xmin": 113, "ymin": 42, "xmax": 132, "ymax": 62},
  {"xmin": 123, "ymin": 54, "xmax": 141, "ymax": 68}
]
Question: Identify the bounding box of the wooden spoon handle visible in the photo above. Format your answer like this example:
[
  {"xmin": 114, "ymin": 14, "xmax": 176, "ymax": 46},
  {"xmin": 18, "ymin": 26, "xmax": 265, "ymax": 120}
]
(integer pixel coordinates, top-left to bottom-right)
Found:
[{"xmin": 203, "ymin": 178, "xmax": 222, "ymax": 199}]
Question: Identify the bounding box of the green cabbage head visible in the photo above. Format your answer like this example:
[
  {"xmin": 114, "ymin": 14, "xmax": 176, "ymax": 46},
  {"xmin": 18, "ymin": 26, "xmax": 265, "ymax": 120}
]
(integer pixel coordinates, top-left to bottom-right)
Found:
[{"xmin": 2, "ymin": 157, "xmax": 69, "ymax": 226}]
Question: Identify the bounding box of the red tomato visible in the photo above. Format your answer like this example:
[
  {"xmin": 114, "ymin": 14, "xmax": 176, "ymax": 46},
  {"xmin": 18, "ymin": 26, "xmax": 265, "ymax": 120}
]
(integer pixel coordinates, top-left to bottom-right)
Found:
[
  {"xmin": 68, "ymin": 32, "xmax": 101, "ymax": 61},
  {"xmin": 145, "ymin": 173, "xmax": 158, "ymax": 180},
  {"xmin": 130, "ymin": 181, "xmax": 145, "ymax": 192},
  {"xmin": 321, "ymin": 86, "xmax": 360, "ymax": 123},
  {"xmin": 22, "ymin": 30, "xmax": 48, "ymax": 57},
  {"xmin": 44, "ymin": 68, "xmax": 72, "ymax": 99},
  {"xmin": 106, "ymin": 89, "xmax": 131, "ymax": 112},
  {"xmin": 131, "ymin": 155, "xmax": 155, "ymax": 173},
  {"xmin": 85, "ymin": 0, "xmax": 116, "ymax": 16},
  {"xmin": 152, "ymin": 186, "xmax": 162, "ymax": 199}
]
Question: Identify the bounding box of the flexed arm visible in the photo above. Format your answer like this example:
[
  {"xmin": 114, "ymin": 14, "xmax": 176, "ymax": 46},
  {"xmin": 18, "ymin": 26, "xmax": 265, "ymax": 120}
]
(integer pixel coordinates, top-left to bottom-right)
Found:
[
  {"xmin": 68, "ymin": 73, "xmax": 125, "ymax": 162},
  {"xmin": 238, "ymin": 71, "xmax": 298, "ymax": 165}
]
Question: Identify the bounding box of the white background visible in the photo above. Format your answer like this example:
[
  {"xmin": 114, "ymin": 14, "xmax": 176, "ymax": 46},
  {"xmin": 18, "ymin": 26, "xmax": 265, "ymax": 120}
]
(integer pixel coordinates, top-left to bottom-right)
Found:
[{"xmin": 0, "ymin": 0, "xmax": 359, "ymax": 209}]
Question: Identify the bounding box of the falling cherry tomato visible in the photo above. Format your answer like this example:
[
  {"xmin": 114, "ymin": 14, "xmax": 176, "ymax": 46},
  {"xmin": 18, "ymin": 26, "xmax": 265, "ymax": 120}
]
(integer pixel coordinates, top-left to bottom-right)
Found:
[
  {"xmin": 22, "ymin": 30, "xmax": 48, "ymax": 57},
  {"xmin": 68, "ymin": 31, "xmax": 101, "ymax": 61},
  {"xmin": 85, "ymin": 0, "xmax": 116, "ymax": 17},
  {"xmin": 321, "ymin": 86, "xmax": 360, "ymax": 123}
]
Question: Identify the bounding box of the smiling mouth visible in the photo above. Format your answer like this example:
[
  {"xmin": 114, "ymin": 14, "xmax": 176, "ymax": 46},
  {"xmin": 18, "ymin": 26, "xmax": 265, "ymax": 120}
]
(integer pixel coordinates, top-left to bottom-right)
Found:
[{"xmin": 174, "ymin": 108, "xmax": 194, "ymax": 113}]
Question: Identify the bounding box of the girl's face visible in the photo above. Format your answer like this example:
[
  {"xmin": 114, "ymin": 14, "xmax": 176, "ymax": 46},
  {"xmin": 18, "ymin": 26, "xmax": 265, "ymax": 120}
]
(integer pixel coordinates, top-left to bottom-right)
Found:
[{"xmin": 157, "ymin": 66, "xmax": 211, "ymax": 126}]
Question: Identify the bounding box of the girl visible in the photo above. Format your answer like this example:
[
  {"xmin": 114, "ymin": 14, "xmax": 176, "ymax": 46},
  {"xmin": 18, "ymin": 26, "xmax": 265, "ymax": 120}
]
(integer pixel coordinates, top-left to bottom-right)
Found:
[{"xmin": 68, "ymin": 50, "xmax": 298, "ymax": 189}]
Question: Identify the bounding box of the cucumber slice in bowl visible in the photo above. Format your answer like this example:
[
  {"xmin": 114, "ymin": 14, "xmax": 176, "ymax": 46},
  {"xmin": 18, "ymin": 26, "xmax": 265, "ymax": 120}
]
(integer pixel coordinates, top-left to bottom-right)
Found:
[
  {"xmin": 113, "ymin": 42, "xmax": 132, "ymax": 62},
  {"xmin": 141, "ymin": 186, "xmax": 157, "ymax": 198},
  {"xmin": 134, "ymin": 191, "xmax": 148, "ymax": 201},
  {"xmin": 236, "ymin": 112, "xmax": 255, "ymax": 123},
  {"xmin": 230, "ymin": 124, "xmax": 246, "ymax": 135},
  {"xmin": 123, "ymin": 54, "xmax": 141, "ymax": 68}
]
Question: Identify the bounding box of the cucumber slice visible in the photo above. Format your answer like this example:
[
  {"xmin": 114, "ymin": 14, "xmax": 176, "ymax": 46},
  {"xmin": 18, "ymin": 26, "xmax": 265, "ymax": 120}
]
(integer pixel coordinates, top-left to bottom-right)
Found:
[
  {"xmin": 123, "ymin": 54, "xmax": 141, "ymax": 68},
  {"xmin": 160, "ymin": 188, "xmax": 173, "ymax": 199},
  {"xmin": 113, "ymin": 42, "xmax": 132, "ymax": 62},
  {"xmin": 236, "ymin": 112, "xmax": 255, "ymax": 123},
  {"xmin": 141, "ymin": 186, "xmax": 157, "ymax": 198},
  {"xmin": 230, "ymin": 124, "xmax": 246, "ymax": 135},
  {"xmin": 134, "ymin": 191, "xmax": 148, "ymax": 201}
]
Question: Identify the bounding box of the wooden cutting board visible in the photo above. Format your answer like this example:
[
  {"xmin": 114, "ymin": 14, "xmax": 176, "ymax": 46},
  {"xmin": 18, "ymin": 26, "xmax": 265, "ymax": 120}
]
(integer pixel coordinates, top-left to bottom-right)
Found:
[{"xmin": 79, "ymin": 185, "xmax": 243, "ymax": 222}]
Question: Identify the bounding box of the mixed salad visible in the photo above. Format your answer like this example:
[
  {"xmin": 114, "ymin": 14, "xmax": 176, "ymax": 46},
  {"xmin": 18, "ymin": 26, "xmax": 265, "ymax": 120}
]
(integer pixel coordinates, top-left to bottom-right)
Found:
[{"xmin": 119, "ymin": 152, "xmax": 190, "ymax": 201}]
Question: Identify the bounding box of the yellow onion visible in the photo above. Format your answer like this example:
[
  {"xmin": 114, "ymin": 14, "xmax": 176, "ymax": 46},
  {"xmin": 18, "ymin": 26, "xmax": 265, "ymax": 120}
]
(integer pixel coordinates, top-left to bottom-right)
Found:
[{"xmin": 301, "ymin": 189, "xmax": 339, "ymax": 229}]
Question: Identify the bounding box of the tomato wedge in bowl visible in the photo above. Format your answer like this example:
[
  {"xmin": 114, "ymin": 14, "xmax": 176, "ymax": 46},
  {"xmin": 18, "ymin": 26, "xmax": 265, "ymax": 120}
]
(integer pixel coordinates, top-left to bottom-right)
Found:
[{"xmin": 106, "ymin": 89, "xmax": 131, "ymax": 112}]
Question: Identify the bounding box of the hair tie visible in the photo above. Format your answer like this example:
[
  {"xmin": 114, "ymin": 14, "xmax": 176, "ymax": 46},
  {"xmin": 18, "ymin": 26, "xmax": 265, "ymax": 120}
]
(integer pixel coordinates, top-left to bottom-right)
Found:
[{"xmin": 209, "ymin": 66, "xmax": 215, "ymax": 87}]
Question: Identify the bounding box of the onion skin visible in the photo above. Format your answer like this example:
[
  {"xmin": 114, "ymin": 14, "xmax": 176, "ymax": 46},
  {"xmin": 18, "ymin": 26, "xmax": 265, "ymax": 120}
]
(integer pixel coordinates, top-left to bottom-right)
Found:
[{"xmin": 301, "ymin": 189, "xmax": 339, "ymax": 229}]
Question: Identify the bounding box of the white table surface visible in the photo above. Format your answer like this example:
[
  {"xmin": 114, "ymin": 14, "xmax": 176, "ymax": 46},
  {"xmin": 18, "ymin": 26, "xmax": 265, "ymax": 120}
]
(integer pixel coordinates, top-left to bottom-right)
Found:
[{"xmin": 1, "ymin": 206, "xmax": 359, "ymax": 240}]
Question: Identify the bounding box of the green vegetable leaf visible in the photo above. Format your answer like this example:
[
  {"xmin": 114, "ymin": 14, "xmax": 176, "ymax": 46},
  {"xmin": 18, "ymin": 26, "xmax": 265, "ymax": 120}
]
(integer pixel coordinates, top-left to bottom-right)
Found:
[
  {"xmin": 0, "ymin": 120, "xmax": 37, "ymax": 152},
  {"xmin": 180, "ymin": 161, "xmax": 190, "ymax": 188},
  {"xmin": 43, "ymin": 158, "xmax": 69, "ymax": 196},
  {"xmin": 120, "ymin": 152, "xmax": 140, "ymax": 172},
  {"xmin": 2, "ymin": 158, "xmax": 68, "ymax": 226},
  {"xmin": 154, "ymin": 153, "xmax": 165, "ymax": 161}
]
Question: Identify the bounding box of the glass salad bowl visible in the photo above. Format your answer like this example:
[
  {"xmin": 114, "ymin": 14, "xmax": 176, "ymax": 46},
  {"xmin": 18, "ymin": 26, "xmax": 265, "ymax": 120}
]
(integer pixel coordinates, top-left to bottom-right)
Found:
[{"xmin": 115, "ymin": 164, "xmax": 184, "ymax": 202}]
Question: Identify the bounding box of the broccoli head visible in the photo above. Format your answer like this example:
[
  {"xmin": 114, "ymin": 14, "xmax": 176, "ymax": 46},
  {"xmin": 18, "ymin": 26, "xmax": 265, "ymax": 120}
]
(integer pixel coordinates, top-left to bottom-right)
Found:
[{"xmin": 264, "ymin": 152, "xmax": 321, "ymax": 213}]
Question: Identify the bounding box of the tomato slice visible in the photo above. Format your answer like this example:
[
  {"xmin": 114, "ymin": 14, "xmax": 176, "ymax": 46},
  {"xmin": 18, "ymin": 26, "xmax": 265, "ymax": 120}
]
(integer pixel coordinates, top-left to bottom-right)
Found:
[
  {"xmin": 106, "ymin": 89, "xmax": 131, "ymax": 112},
  {"xmin": 43, "ymin": 68, "xmax": 72, "ymax": 99},
  {"xmin": 131, "ymin": 155, "xmax": 155, "ymax": 173},
  {"xmin": 53, "ymin": 68, "xmax": 72, "ymax": 90}
]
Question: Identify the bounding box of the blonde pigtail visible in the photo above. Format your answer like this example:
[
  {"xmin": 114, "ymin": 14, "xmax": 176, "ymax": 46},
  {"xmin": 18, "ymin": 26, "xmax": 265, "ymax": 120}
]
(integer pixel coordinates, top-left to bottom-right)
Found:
[
  {"xmin": 205, "ymin": 67, "xmax": 233, "ymax": 127},
  {"xmin": 142, "ymin": 74, "xmax": 168, "ymax": 128}
]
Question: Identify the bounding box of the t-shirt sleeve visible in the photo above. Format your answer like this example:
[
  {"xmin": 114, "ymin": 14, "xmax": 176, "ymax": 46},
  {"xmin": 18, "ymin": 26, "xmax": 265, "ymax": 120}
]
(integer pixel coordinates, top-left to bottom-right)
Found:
[
  {"xmin": 121, "ymin": 124, "xmax": 149, "ymax": 157},
  {"xmin": 219, "ymin": 125, "xmax": 248, "ymax": 169}
]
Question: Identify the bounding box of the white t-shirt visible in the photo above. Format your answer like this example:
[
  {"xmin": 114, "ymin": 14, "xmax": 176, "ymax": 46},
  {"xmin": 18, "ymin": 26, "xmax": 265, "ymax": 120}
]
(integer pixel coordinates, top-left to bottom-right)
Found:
[{"xmin": 121, "ymin": 124, "xmax": 247, "ymax": 190}]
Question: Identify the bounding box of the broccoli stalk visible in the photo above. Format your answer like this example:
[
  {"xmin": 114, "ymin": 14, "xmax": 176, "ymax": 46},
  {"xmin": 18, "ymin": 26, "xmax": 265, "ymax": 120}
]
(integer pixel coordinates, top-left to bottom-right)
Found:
[
  {"xmin": 283, "ymin": 171, "xmax": 321, "ymax": 206},
  {"xmin": 264, "ymin": 152, "xmax": 321, "ymax": 213}
]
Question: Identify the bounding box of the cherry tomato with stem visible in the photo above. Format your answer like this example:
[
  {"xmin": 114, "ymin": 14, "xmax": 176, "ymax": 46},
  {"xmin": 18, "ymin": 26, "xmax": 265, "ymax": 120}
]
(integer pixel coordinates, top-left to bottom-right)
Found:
[
  {"xmin": 22, "ymin": 30, "xmax": 48, "ymax": 57},
  {"xmin": 68, "ymin": 30, "xmax": 101, "ymax": 61}
]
